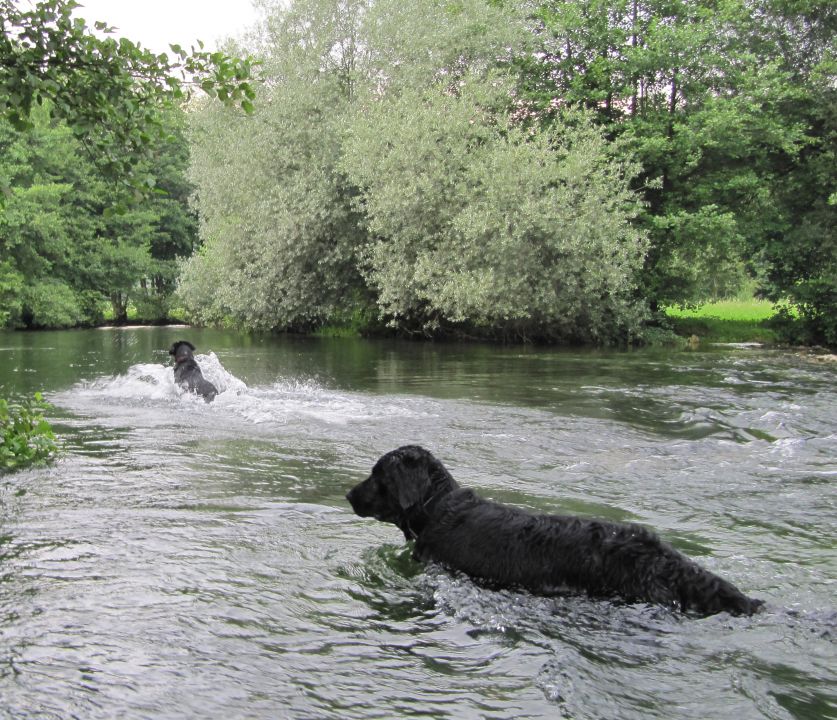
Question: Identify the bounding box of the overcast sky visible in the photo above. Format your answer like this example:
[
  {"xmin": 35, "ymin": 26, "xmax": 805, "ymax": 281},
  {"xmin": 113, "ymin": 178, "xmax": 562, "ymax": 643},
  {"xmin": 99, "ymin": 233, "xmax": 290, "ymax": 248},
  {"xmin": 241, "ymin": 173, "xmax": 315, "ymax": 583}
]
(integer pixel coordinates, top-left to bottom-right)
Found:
[{"xmin": 71, "ymin": 0, "xmax": 262, "ymax": 55}]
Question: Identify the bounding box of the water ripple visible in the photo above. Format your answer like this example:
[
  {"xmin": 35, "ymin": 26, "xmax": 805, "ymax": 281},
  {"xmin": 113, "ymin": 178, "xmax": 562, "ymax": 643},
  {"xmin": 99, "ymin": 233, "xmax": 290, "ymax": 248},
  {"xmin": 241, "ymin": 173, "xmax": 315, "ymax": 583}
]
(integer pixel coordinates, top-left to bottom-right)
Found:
[{"xmin": 1, "ymin": 338, "xmax": 834, "ymax": 719}]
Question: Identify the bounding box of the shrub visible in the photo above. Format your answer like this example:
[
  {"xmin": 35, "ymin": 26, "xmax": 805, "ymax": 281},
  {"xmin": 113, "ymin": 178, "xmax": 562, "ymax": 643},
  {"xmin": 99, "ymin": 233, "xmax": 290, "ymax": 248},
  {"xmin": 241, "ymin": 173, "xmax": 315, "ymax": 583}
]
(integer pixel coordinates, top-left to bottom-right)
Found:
[
  {"xmin": 343, "ymin": 81, "xmax": 649, "ymax": 343},
  {"xmin": 21, "ymin": 279, "xmax": 84, "ymax": 328},
  {"xmin": 0, "ymin": 393, "xmax": 59, "ymax": 473}
]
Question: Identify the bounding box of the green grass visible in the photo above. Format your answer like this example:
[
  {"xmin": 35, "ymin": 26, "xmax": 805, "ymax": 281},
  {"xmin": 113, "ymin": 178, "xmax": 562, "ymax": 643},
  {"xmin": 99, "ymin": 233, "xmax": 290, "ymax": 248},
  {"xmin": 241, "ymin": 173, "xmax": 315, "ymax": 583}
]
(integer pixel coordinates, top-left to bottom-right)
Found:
[
  {"xmin": 665, "ymin": 298, "xmax": 778, "ymax": 322},
  {"xmin": 100, "ymin": 301, "xmax": 187, "ymax": 325},
  {"xmin": 663, "ymin": 298, "xmax": 791, "ymax": 344}
]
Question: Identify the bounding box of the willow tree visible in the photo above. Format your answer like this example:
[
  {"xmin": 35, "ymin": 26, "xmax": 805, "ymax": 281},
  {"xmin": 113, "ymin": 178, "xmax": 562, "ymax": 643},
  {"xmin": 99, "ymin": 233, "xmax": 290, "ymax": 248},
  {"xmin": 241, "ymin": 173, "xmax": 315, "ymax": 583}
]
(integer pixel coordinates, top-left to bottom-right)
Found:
[
  {"xmin": 342, "ymin": 76, "xmax": 648, "ymax": 342},
  {"xmin": 179, "ymin": 0, "xmax": 371, "ymax": 330},
  {"xmin": 338, "ymin": 0, "xmax": 647, "ymax": 342},
  {"xmin": 179, "ymin": 0, "xmax": 523, "ymax": 332}
]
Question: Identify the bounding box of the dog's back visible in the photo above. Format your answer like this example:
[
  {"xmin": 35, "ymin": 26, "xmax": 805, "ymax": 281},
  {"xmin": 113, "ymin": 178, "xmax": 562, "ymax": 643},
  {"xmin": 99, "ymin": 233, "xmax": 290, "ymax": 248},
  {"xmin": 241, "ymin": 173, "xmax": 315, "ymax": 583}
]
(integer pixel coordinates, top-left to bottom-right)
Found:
[{"xmin": 415, "ymin": 489, "xmax": 761, "ymax": 616}]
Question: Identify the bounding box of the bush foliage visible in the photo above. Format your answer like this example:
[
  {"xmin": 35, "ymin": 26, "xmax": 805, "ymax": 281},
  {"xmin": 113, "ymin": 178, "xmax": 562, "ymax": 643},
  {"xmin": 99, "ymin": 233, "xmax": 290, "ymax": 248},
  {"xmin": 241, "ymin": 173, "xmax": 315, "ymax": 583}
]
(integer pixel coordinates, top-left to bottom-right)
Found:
[
  {"xmin": 182, "ymin": 0, "xmax": 650, "ymax": 343},
  {"xmin": 0, "ymin": 393, "xmax": 59, "ymax": 473}
]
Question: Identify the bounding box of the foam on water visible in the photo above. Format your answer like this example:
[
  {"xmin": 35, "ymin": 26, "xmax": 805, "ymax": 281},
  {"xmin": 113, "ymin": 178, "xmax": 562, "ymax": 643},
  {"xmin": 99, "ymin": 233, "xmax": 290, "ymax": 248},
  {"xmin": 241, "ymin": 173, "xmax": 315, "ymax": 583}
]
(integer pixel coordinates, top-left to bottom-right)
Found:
[{"xmin": 55, "ymin": 352, "xmax": 429, "ymax": 430}]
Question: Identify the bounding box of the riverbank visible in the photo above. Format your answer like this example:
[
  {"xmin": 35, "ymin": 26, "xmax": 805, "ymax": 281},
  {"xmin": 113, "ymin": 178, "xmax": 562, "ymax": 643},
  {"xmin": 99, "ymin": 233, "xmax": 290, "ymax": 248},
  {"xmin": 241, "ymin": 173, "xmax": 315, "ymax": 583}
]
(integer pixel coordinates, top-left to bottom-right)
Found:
[
  {"xmin": 7, "ymin": 297, "xmax": 818, "ymax": 349},
  {"xmin": 311, "ymin": 298, "xmax": 802, "ymax": 348},
  {"xmin": 663, "ymin": 298, "xmax": 784, "ymax": 346}
]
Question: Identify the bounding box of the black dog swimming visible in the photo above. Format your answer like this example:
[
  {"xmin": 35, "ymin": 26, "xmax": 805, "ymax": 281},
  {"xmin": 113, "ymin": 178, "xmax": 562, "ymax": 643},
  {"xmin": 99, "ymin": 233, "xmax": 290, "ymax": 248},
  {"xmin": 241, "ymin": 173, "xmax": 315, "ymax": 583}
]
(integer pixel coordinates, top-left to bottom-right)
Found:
[
  {"xmin": 168, "ymin": 340, "xmax": 218, "ymax": 402},
  {"xmin": 346, "ymin": 445, "xmax": 764, "ymax": 617}
]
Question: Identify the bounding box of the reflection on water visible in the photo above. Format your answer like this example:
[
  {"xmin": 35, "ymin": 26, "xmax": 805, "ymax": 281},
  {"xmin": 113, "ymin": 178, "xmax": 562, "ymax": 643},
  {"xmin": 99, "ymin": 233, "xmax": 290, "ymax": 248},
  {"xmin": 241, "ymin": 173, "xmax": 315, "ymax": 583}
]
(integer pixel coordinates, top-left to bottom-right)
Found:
[{"xmin": 0, "ymin": 328, "xmax": 835, "ymax": 719}]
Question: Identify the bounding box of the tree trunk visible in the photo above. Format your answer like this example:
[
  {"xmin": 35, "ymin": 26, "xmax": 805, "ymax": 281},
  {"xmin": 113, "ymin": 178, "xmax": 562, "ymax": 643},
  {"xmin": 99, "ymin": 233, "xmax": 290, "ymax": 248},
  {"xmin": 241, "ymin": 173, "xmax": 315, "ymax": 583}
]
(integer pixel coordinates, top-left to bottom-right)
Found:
[{"xmin": 110, "ymin": 293, "xmax": 128, "ymax": 324}]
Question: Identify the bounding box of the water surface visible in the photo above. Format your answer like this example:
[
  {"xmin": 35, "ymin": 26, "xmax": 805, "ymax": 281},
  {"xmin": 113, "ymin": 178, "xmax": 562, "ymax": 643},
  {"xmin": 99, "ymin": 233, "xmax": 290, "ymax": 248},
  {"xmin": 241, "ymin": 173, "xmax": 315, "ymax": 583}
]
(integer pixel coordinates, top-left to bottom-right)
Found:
[{"xmin": 1, "ymin": 328, "xmax": 835, "ymax": 719}]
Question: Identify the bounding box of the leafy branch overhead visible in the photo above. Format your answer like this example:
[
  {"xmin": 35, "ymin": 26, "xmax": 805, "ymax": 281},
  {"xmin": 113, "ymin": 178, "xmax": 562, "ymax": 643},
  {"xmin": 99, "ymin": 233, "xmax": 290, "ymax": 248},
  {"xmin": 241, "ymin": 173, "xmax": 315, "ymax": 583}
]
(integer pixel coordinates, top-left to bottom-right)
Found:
[{"xmin": 0, "ymin": 0, "xmax": 256, "ymax": 188}]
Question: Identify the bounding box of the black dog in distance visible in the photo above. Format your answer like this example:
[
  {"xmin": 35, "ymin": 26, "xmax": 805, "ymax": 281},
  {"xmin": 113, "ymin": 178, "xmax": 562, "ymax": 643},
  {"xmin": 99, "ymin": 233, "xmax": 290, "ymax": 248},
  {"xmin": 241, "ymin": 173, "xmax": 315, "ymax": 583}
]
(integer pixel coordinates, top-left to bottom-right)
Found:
[
  {"xmin": 168, "ymin": 340, "xmax": 218, "ymax": 402},
  {"xmin": 347, "ymin": 445, "xmax": 763, "ymax": 617}
]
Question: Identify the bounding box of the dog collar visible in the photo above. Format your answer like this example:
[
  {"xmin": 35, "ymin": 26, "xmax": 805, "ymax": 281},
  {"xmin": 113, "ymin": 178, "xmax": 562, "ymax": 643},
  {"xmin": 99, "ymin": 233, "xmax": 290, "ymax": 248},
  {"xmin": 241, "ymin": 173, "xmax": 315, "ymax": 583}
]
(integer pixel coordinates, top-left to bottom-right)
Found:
[
  {"xmin": 398, "ymin": 490, "xmax": 446, "ymax": 541},
  {"xmin": 422, "ymin": 489, "xmax": 444, "ymax": 509}
]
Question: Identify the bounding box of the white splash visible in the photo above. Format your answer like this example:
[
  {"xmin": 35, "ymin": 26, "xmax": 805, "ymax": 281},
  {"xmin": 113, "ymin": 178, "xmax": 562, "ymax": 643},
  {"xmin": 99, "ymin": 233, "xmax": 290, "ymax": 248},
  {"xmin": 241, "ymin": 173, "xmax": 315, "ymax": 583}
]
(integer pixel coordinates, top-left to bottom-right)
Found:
[{"xmin": 54, "ymin": 353, "xmax": 430, "ymax": 429}]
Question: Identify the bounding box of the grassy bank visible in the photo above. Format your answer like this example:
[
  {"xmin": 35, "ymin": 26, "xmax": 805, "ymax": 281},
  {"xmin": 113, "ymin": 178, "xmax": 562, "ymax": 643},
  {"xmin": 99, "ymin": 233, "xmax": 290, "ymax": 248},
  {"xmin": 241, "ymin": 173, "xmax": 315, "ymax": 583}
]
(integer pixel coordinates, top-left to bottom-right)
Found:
[
  {"xmin": 664, "ymin": 299, "xmax": 786, "ymax": 344},
  {"xmin": 97, "ymin": 296, "xmax": 794, "ymax": 347},
  {"xmin": 314, "ymin": 298, "xmax": 791, "ymax": 345}
]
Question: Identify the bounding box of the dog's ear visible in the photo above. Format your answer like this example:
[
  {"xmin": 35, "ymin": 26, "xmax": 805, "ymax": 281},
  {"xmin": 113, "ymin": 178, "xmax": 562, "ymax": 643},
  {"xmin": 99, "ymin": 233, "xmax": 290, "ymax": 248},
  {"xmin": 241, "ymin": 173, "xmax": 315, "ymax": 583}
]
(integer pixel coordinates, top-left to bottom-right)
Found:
[
  {"xmin": 389, "ymin": 447, "xmax": 433, "ymax": 511},
  {"xmin": 394, "ymin": 470, "xmax": 428, "ymax": 511},
  {"xmin": 426, "ymin": 455, "xmax": 457, "ymax": 495}
]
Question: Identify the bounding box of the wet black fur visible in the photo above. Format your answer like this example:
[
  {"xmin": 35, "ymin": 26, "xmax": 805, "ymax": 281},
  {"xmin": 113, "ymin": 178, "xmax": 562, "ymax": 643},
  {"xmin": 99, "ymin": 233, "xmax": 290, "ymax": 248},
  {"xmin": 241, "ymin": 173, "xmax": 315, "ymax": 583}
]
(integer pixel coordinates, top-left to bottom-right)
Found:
[
  {"xmin": 346, "ymin": 445, "xmax": 763, "ymax": 617},
  {"xmin": 168, "ymin": 340, "xmax": 217, "ymax": 402}
]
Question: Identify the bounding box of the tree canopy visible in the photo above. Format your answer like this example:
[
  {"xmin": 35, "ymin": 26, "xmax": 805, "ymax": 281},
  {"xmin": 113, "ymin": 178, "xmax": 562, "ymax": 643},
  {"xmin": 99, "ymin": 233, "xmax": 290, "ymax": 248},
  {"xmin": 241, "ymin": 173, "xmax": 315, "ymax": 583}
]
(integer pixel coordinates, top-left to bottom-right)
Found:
[
  {"xmin": 0, "ymin": 102, "xmax": 199, "ymax": 326},
  {"xmin": 1, "ymin": 0, "xmax": 256, "ymax": 193},
  {"xmin": 1, "ymin": 0, "xmax": 256, "ymax": 327},
  {"xmin": 519, "ymin": 0, "xmax": 836, "ymax": 340},
  {"xmin": 2, "ymin": 0, "xmax": 835, "ymax": 345}
]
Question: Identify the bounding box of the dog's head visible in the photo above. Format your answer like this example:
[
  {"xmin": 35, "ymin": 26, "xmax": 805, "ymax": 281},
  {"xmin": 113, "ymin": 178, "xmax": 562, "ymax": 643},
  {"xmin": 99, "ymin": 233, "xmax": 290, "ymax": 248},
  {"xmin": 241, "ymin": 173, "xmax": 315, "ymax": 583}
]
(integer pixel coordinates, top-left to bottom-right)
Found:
[
  {"xmin": 346, "ymin": 445, "xmax": 459, "ymax": 540},
  {"xmin": 169, "ymin": 340, "xmax": 196, "ymax": 363}
]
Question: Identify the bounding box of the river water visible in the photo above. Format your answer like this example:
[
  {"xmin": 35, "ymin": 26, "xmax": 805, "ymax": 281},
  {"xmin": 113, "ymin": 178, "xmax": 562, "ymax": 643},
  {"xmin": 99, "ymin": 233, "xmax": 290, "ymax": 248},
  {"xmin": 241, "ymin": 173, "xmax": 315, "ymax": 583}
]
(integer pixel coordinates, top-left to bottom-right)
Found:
[{"xmin": 1, "ymin": 328, "xmax": 834, "ymax": 719}]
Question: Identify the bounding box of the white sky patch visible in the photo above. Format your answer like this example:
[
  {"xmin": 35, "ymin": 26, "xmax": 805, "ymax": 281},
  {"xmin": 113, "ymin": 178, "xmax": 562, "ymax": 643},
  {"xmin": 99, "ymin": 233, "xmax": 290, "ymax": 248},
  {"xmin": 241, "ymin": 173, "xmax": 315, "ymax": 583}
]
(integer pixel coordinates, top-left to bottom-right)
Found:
[{"xmin": 70, "ymin": 0, "xmax": 262, "ymax": 55}]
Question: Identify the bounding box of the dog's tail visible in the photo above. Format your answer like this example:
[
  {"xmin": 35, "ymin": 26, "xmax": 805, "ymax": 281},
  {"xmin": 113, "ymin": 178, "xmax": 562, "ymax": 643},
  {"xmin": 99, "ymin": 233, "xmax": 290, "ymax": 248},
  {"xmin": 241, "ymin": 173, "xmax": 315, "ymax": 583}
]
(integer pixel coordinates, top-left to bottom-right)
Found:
[{"xmin": 678, "ymin": 562, "xmax": 764, "ymax": 617}]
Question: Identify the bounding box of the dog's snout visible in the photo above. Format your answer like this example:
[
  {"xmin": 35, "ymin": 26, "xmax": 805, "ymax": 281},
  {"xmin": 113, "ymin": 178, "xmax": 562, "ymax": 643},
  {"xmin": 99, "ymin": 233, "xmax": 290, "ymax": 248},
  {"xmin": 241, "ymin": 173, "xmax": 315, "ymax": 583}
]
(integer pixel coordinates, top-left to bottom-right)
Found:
[
  {"xmin": 346, "ymin": 485, "xmax": 361, "ymax": 510},
  {"xmin": 347, "ymin": 481, "xmax": 376, "ymax": 517}
]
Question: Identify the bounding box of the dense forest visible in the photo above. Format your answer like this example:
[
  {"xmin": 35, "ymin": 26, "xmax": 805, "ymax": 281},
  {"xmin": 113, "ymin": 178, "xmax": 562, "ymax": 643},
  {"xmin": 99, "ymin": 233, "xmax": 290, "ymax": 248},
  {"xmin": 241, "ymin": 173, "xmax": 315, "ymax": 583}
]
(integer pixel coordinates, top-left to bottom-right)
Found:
[{"xmin": 1, "ymin": 0, "xmax": 835, "ymax": 344}]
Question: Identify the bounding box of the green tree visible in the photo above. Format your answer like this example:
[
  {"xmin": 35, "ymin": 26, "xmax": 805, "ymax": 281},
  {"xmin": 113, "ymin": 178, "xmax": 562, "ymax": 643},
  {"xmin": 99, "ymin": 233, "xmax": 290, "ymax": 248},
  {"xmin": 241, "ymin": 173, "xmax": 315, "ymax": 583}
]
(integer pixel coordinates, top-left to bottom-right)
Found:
[
  {"xmin": 1, "ymin": 0, "xmax": 256, "ymax": 194},
  {"xmin": 351, "ymin": 0, "xmax": 646, "ymax": 341},
  {"xmin": 0, "ymin": 104, "xmax": 200, "ymax": 327},
  {"xmin": 361, "ymin": 0, "xmax": 528, "ymax": 89},
  {"xmin": 182, "ymin": 0, "xmax": 649, "ymax": 343},
  {"xmin": 180, "ymin": 0, "xmax": 531, "ymax": 334},
  {"xmin": 343, "ymin": 76, "xmax": 647, "ymax": 342},
  {"xmin": 0, "ymin": 0, "xmax": 258, "ymax": 328},
  {"xmin": 0, "ymin": 105, "xmax": 87, "ymax": 326},
  {"xmin": 179, "ymin": 0, "xmax": 370, "ymax": 330},
  {"xmin": 521, "ymin": 0, "xmax": 836, "ymax": 342},
  {"xmin": 743, "ymin": 1, "xmax": 836, "ymax": 343},
  {"xmin": 521, "ymin": 0, "xmax": 761, "ymax": 306}
]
